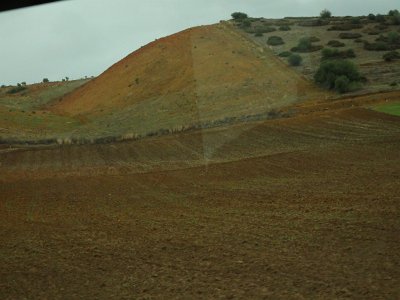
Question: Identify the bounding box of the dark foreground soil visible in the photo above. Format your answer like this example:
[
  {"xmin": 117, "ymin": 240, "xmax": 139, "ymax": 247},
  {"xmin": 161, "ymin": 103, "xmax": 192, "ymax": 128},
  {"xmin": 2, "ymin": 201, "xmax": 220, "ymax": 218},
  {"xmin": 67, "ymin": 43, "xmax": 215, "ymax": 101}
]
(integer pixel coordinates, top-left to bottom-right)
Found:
[{"xmin": 0, "ymin": 107, "xmax": 399, "ymax": 299}]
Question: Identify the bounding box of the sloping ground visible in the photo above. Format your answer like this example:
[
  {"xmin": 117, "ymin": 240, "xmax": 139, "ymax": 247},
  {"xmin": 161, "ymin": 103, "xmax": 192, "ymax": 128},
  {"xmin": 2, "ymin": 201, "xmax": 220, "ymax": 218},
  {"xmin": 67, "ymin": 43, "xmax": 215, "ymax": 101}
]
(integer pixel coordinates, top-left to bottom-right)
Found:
[
  {"xmin": 0, "ymin": 80, "xmax": 89, "ymax": 141},
  {"xmin": 0, "ymin": 107, "xmax": 399, "ymax": 298},
  {"xmin": 48, "ymin": 23, "xmax": 328, "ymax": 140},
  {"xmin": 240, "ymin": 17, "xmax": 400, "ymax": 93},
  {"xmin": 1, "ymin": 105, "xmax": 399, "ymax": 181}
]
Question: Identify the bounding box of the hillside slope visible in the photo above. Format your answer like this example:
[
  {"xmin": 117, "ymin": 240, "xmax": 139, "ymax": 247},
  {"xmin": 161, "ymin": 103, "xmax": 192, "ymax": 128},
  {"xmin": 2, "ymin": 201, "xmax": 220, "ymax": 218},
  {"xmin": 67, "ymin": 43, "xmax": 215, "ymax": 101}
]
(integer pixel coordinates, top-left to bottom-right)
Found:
[{"xmin": 50, "ymin": 23, "xmax": 329, "ymax": 139}]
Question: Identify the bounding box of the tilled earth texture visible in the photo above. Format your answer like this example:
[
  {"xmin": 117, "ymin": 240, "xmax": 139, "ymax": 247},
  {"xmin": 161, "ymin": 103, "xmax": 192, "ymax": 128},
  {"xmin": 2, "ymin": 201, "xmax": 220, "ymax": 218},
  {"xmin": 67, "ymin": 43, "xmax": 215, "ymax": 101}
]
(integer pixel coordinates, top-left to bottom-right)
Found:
[{"xmin": 1, "ymin": 104, "xmax": 399, "ymax": 299}]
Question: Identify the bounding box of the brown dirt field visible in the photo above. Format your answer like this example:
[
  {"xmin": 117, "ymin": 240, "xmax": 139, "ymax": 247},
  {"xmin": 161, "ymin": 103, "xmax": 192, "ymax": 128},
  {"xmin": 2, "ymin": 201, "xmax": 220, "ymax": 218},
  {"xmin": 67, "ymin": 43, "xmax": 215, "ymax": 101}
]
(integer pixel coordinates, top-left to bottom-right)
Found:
[{"xmin": 1, "ymin": 106, "xmax": 399, "ymax": 298}]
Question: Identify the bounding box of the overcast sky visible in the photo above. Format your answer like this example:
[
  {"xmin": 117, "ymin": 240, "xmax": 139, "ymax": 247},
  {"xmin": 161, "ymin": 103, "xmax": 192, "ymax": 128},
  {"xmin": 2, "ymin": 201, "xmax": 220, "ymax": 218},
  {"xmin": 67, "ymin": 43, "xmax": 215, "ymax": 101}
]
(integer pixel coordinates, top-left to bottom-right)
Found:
[{"xmin": 0, "ymin": 0, "xmax": 397, "ymax": 85}]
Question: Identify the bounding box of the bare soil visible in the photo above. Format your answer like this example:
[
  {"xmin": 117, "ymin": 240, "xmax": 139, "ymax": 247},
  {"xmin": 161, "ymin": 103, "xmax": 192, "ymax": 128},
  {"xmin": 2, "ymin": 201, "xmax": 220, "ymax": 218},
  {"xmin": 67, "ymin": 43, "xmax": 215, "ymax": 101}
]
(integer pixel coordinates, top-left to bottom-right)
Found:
[{"xmin": 1, "ymin": 101, "xmax": 399, "ymax": 298}]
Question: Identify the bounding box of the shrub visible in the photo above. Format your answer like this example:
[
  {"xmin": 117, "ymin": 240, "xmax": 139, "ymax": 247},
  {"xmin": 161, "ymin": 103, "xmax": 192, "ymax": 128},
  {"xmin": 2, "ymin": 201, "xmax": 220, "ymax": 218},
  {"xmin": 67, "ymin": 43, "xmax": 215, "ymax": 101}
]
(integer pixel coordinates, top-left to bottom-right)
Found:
[
  {"xmin": 267, "ymin": 36, "xmax": 284, "ymax": 46},
  {"xmin": 241, "ymin": 19, "xmax": 251, "ymax": 28},
  {"xmin": 376, "ymin": 14, "xmax": 385, "ymax": 23},
  {"xmin": 327, "ymin": 40, "xmax": 345, "ymax": 47},
  {"xmin": 255, "ymin": 26, "xmax": 276, "ymax": 33},
  {"xmin": 279, "ymin": 25, "xmax": 291, "ymax": 31},
  {"xmin": 383, "ymin": 50, "xmax": 400, "ymax": 61},
  {"xmin": 314, "ymin": 59, "xmax": 361, "ymax": 92},
  {"xmin": 231, "ymin": 12, "xmax": 248, "ymax": 20},
  {"xmin": 291, "ymin": 37, "xmax": 323, "ymax": 52},
  {"xmin": 7, "ymin": 85, "xmax": 27, "ymax": 94},
  {"xmin": 320, "ymin": 9, "xmax": 332, "ymax": 19},
  {"xmin": 278, "ymin": 51, "xmax": 292, "ymax": 57},
  {"xmin": 298, "ymin": 37, "xmax": 312, "ymax": 50},
  {"xmin": 334, "ymin": 75, "xmax": 351, "ymax": 93},
  {"xmin": 387, "ymin": 31, "xmax": 400, "ymax": 44},
  {"xmin": 364, "ymin": 41, "xmax": 392, "ymax": 51},
  {"xmin": 321, "ymin": 48, "xmax": 356, "ymax": 60},
  {"xmin": 43, "ymin": 78, "xmax": 49, "ymax": 83},
  {"xmin": 288, "ymin": 54, "xmax": 302, "ymax": 66},
  {"xmin": 245, "ymin": 25, "xmax": 276, "ymax": 34},
  {"xmin": 374, "ymin": 24, "xmax": 388, "ymax": 31},
  {"xmin": 339, "ymin": 32, "xmax": 362, "ymax": 39},
  {"xmin": 391, "ymin": 12, "xmax": 400, "ymax": 25},
  {"xmin": 254, "ymin": 32, "xmax": 263, "ymax": 37},
  {"xmin": 309, "ymin": 36, "xmax": 320, "ymax": 42},
  {"xmin": 388, "ymin": 9, "xmax": 399, "ymax": 16},
  {"xmin": 298, "ymin": 19, "xmax": 329, "ymax": 27},
  {"xmin": 328, "ymin": 24, "xmax": 363, "ymax": 31},
  {"xmin": 368, "ymin": 13, "xmax": 376, "ymax": 21}
]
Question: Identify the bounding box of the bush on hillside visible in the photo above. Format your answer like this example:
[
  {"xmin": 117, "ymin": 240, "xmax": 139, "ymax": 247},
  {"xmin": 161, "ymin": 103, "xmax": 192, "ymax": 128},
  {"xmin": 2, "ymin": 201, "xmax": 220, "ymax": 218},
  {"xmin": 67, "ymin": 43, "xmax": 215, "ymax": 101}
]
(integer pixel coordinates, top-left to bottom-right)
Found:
[
  {"xmin": 314, "ymin": 59, "xmax": 361, "ymax": 93},
  {"xmin": 387, "ymin": 31, "xmax": 400, "ymax": 44},
  {"xmin": 7, "ymin": 85, "xmax": 27, "ymax": 94},
  {"xmin": 376, "ymin": 14, "xmax": 385, "ymax": 23},
  {"xmin": 364, "ymin": 41, "xmax": 393, "ymax": 51},
  {"xmin": 383, "ymin": 50, "xmax": 400, "ymax": 61},
  {"xmin": 267, "ymin": 36, "xmax": 284, "ymax": 46},
  {"xmin": 388, "ymin": 9, "xmax": 399, "ymax": 16},
  {"xmin": 327, "ymin": 40, "xmax": 345, "ymax": 47},
  {"xmin": 254, "ymin": 32, "xmax": 263, "ymax": 37},
  {"xmin": 279, "ymin": 25, "xmax": 291, "ymax": 31},
  {"xmin": 245, "ymin": 25, "xmax": 276, "ymax": 34},
  {"xmin": 321, "ymin": 48, "xmax": 356, "ymax": 60},
  {"xmin": 339, "ymin": 32, "xmax": 362, "ymax": 39},
  {"xmin": 291, "ymin": 37, "xmax": 323, "ymax": 52},
  {"xmin": 328, "ymin": 24, "xmax": 363, "ymax": 31},
  {"xmin": 334, "ymin": 75, "xmax": 351, "ymax": 93},
  {"xmin": 320, "ymin": 9, "xmax": 332, "ymax": 19},
  {"xmin": 288, "ymin": 54, "xmax": 302, "ymax": 66},
  {"xmin": 368, "ymin": 13, "xmax": 376, "ymax": 21},
  {"xmin": 43, "ymin": 78, "xmax": 49, "ymax": 83},
  {"xmin": 231, "ymin": 12, "xmax": 248, "ymax": 20},
  {"xmin": 374, "ymin": 24, "xmax": 388, "ymax": 31},
  {"xmin": 241, "ymin": 19, "xmax": 251, "ymax": 28},
  {"xmin": 298, "ymin": 19, "xmax": 329, "ymax": 27},
  {"xmin": 278, "ymin": 51, "xmax": 292, "ymax": 57}
]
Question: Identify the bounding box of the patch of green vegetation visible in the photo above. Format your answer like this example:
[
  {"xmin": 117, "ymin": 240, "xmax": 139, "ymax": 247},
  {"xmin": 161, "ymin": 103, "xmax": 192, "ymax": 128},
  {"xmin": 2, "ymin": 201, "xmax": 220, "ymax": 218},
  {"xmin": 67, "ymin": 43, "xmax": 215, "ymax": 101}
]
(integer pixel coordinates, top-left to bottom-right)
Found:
[
  {"xmin": 321, "ymin": 48, "xmax": 356, "ymax": 60},
  {"xmin": 267, "ymin": 36, "xmax": 284, "ymax": 46},
  {"xmin": 288, "ymin": 54, "xmax": 302, "ymax": 66},
  {"xmin": 291, "ymin": 37, "xmax": 323, "ymax": 53},
  {"xmin": 314, "ymin": 59, "xmax": 362, "ymax": 93},
  {"xmin": 373, "ymin": 102, "xmax": 400, "ymax": 116},
  {"xmin": 278, "ymin": 51, "xmax": 292, "ymax": 57}
]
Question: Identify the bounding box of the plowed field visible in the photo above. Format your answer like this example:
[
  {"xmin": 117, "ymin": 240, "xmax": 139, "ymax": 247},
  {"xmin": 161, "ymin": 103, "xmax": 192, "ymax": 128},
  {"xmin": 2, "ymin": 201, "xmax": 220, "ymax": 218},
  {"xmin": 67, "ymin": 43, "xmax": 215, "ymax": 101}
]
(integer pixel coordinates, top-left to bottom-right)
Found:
[{"xmin": 1, "ymin": 105, "xmax": 399, "ymax": 298}]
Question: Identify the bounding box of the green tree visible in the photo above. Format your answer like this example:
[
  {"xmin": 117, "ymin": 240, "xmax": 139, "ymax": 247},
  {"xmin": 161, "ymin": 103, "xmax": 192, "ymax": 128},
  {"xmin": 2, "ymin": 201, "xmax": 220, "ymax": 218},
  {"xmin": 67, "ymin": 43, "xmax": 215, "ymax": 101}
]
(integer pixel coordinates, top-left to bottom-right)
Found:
[
  {"xmin": 43, "ymin": 78, "xmax": 49, "ymax": 83},
  {"xmin": 231, "ymin": 12, "xmax": 248, "ymax": 20},
  {"xmin": 320, "ymin": 9, "xmax": 332, "ymax": 18}
]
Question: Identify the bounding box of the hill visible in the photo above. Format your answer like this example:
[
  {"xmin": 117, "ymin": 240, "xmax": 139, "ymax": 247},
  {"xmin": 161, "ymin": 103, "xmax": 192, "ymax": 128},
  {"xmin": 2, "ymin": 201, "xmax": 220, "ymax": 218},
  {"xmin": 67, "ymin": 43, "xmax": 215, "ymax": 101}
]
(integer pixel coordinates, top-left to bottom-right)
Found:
[
  {"xmin": 49, "ymin": 23, "xmax": 328, "ymax": 141},
  {"xmin": 1, "ymin": 15, "xmax": 399, "ymax": 145}
]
